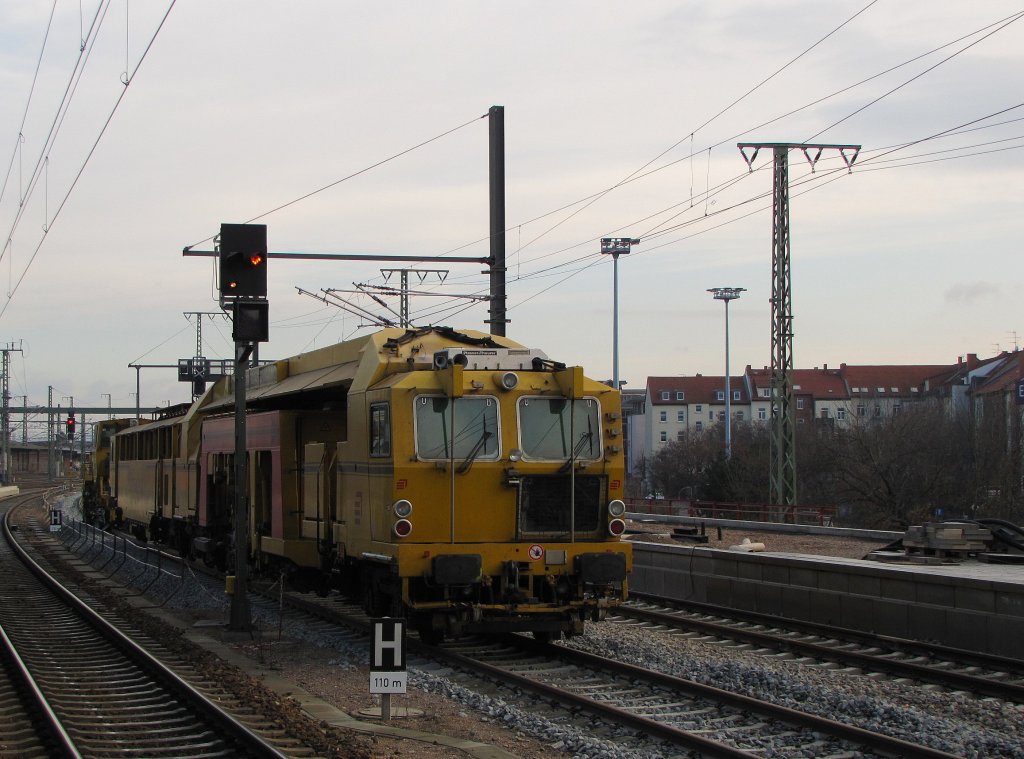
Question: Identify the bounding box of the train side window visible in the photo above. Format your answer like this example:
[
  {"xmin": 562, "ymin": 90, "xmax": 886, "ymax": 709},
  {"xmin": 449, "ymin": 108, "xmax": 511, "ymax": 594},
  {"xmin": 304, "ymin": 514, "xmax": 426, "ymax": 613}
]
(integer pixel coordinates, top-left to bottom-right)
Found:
[{"xmin": 370, "ymin": 403, "xmax": 391, "ymax": 457}]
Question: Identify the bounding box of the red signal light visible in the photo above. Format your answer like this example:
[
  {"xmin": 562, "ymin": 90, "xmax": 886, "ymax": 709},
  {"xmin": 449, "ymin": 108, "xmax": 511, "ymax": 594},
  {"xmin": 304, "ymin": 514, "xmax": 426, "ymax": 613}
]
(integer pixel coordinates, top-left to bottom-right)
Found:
[{"xmin": 249, "ymin": 253, "xmax": 263, "ymax": 267}]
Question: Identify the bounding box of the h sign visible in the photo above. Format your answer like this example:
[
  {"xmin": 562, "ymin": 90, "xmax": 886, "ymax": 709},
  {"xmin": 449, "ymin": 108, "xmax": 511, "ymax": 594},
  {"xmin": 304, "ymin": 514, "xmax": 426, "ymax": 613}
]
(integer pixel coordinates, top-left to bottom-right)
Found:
[{"xmin": 370, "ymin": 618, "xmax": 407, "ymax": 695}]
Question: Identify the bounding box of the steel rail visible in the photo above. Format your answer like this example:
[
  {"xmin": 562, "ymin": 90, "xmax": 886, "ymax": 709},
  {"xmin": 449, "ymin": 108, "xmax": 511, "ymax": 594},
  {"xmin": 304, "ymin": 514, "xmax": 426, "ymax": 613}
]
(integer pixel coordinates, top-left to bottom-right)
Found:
[
  {"xmin": 2, "ymin": 501, "xmax": 289, "ymax": 759},
  {"xmin": 527, "ymin": 638, "xmax": 962, "ymax": 759},
  {"xmin": 619, "ymin": 602, "xmax": 1024, "ymax": 702}
]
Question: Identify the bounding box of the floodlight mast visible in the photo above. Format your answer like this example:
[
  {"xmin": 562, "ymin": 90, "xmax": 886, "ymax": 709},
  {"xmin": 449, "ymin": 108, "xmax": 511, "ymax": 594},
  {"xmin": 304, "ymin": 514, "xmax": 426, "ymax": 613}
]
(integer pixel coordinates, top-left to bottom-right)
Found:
[
  {"xmin": 600, "ymin": 238, "xmax": 640, "ymax": 391},
  {"xmin": 708, "ymin": 288, "xmax": 745, "ymax": 459}
]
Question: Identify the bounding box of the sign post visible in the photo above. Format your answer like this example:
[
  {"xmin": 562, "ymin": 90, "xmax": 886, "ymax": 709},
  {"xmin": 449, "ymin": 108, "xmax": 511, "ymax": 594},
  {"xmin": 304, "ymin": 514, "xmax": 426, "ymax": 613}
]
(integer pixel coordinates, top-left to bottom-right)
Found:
[{"xmin": 370, "ymin": 618, "xmax": 407, "ymax": 720}]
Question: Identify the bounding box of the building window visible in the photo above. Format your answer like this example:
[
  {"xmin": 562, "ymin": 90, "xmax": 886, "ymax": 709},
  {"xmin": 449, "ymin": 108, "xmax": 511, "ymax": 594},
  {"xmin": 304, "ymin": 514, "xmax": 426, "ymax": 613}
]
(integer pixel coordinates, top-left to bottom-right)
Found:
[
  {"xmin": 696, "ymin": 404, "xmax": 703, "ymax": 413},
  {"xmin": 735, "ymin": 411, "xmax": 744, "ymax": 421},
  {"xmin": 797, "ymin": 398, "xmax": 804, "ymax": 410},
  {"xmin": 821, "ymin": 408, "xmax": 830, "ymax": 419},
  {"xmin": 659, "ymin": 431, "xmax": 667, "ymax": 442},
  {"xmin": 709, "ymin": 410, "xmax": 714, "ymax": 420},
  {"xmin": 733, "ymin": 390, "xmax": 741, "ymax": 401},
  {"xmin": 758, "ymin": 408, "xmax": 766, "ymax": 420},
  {"xmin": 837, "ymin": 408, "xmax": 846, "ymax": 420},
  {"xmin": 716, "ymin": 391, "xmax": 725, "ymax": 401},
  {"xmin": 695, "ymin": 421, "xmax": 703, "ymax": 432},
  {"xmin": 660, "ymin": 390, "xmax": 670, "ymax": 400},
  {"xmin": 874, "ymin": 405, "xmax": 881, "ymax": 417},
  {"xmin": 676, "ymin": 390, "xmax": 685, "ymax": 400},
  {"xmin": 857, "ymin": 404, "xmax": 865, "ymax": 417},
  {"xmin": 677, "ymin": 410, "xmax": 685, "ymax": 422},
  {"xmin": 659, "ymin": 410, "xmax": 667, "ymax": 422},
  {"xmin": 718, "ymin": 411, "xmax": 725, "ymax": 421},
  {"xmin": 760, "ymin": 388, "xmax": 771, "ymax": 398},
  {"xmin": 893, "ymin": 403, "xmax": 901, "ymax": 415},
  {"xmin": 677, "ymin": 430, "xmax": 685, "ymax": 442}
]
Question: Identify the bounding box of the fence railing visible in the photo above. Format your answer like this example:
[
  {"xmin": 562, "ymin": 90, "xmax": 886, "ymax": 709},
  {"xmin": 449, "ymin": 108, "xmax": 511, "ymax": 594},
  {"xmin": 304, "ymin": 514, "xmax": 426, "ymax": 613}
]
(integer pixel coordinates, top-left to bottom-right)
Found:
[
  {"xmin": 60, "ymin": 517, "xmax": 186, "ymax": 606},
  {"xmin": 625, "ymin": 497, "xmax": 836, "ymax": 526}
]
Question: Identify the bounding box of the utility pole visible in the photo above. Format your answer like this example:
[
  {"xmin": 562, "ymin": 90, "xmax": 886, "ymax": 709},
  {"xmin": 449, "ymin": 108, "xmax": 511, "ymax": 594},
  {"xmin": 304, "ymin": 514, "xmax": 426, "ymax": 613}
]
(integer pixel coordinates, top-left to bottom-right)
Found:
[
  {"xmin": 20, "ymin": 396, "xmax": 27, "ymax": 443},
  {"xmin": 738, "ymin": 142, "xmax": 859, "ymax": 506},
  {"xmin": 47, "ymin": 386, "xmax": 54, "ymax": 481},
  {"xmin": 487, "ymin": 105, "xmax": 508, "ymax": 336},
  {"xmin": 0, "ymin": 342, "xmax": 24, "ymax": 484}
]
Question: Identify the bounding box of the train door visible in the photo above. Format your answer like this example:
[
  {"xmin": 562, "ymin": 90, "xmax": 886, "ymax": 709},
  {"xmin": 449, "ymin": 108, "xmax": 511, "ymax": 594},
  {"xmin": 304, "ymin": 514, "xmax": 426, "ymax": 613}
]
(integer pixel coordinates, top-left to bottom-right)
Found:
[{"xmin": 303, "ymin": 442, "xmax": 336, "ymax": 561}]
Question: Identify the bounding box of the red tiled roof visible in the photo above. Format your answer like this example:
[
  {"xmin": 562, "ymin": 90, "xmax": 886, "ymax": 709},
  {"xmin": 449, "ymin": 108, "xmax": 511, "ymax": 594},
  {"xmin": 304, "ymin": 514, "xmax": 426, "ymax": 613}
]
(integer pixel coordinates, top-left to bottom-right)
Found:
[
  {"xmin": 972, "ymin": 352, "xmax": 1024, "ymax": 396},
  {"xmin": 647, "ymin": 375, "xmax": 746, "ymax": 404},
  {"xmin": 840, "ymin": 364, "xmax": 949, "ymax": 397},
  {"xmin": 747, "ymin": 367, "xmax": 849, "ymax": 400}
]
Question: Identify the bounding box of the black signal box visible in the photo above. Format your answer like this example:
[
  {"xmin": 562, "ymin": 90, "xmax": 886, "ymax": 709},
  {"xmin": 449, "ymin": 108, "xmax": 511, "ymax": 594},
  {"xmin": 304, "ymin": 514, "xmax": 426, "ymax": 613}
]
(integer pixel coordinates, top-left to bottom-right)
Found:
[
  {"xmin": 219, "ymin": 223, "xmax": 267, "ymax": 298},
  {"xmin": 232, "ymin": 300, "xmax": 269, "ymax": 342}
]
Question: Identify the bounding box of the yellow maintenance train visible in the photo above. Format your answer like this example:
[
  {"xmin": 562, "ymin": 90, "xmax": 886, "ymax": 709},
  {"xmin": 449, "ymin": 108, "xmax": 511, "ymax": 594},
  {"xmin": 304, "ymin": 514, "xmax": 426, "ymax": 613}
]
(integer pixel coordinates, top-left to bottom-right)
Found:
[{"xmin": 93, "ymin": 326, "xmax": 631, "ymax": 641}]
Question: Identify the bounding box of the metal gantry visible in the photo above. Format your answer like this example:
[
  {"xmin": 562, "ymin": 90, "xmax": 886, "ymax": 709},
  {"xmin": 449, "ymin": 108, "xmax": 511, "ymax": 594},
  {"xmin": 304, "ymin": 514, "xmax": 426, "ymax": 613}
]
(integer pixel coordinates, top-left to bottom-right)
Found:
[
  {"xmin": 738, "ymin": 142, "xmax": 859, "ymax": 506},
  {"xmin": 0, "ymin": 341, "xmax": 24, "ymax": 484}
]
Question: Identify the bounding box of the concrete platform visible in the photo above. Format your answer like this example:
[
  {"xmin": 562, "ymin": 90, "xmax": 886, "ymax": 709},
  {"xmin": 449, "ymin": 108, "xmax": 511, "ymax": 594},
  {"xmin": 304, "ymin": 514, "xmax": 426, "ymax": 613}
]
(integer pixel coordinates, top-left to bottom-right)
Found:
[{"xmin": 630, "ymin": 540, "xmax": 1024, "ymax": 659}]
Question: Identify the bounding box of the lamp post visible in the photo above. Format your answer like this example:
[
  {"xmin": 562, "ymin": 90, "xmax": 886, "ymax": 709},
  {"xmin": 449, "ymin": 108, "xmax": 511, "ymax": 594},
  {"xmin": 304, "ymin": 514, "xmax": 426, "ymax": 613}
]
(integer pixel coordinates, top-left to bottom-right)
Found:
[
  {"xmin": 707, "ymin": 287, "xmax": 745, "ymax": 458},
  {"xmin": 600, "ymin": 238, "xmax": 640, "ymax": 390}
]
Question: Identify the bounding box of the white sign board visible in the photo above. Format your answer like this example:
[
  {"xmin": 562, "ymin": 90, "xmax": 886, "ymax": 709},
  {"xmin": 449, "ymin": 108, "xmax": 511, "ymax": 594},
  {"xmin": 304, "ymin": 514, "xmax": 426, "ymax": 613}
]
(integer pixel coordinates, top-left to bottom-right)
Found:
[{"xmin": 369, "ymin": 618, "xmax": 407, "ymax": 695}]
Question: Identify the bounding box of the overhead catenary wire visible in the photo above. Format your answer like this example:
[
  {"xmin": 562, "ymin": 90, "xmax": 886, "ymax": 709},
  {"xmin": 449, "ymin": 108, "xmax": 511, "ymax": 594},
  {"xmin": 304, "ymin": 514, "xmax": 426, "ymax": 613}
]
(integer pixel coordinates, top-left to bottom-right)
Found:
[
  {"xmin": 0, "ymin": 0, "xmax": 179, "ymax": 321},
  {"xmin": 1, "ymin": 0, "xmax": 113, "ymax": 268},
  {"xmin": 427, "ymin": 7, "xmax": 1024, "ymax": 292},
  {"xmin": 0, "ymin": 0, "xmax": 58, "ymax": 210},
  {"xmin": 184, "ymin": 113, "xmax": 488, "ymax": 251}
]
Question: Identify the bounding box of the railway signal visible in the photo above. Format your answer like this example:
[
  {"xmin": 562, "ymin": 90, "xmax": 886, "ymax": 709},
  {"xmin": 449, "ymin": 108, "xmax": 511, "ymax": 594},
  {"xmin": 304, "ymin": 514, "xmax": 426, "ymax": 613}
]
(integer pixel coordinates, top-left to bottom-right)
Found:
[
  {"xmin": 66, "ymin": 414, "xmax": 76, "ymax": 439},
  {"xmin": 219, "ymin": 223, "xmax": 267, "ymax": 298}
]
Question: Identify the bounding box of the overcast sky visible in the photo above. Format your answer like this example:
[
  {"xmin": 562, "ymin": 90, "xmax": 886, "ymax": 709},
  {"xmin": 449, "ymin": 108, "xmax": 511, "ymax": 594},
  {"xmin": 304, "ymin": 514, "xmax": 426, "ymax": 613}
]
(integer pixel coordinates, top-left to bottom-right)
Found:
[{"xmin": 1, "ymin": 1, "xmax": 1022, "ymax": 422}]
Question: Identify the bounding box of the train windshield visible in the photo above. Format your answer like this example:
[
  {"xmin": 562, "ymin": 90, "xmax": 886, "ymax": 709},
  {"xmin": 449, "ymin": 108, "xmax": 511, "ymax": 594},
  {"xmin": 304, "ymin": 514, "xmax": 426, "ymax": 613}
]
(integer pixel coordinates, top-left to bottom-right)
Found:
[
  {"xmin": 518, "ymin": 397, "xmax": 601, "ymax": 461},
  {"xmin": 414, "ymin": 396, "xmax": 500, "ymax": 461}
]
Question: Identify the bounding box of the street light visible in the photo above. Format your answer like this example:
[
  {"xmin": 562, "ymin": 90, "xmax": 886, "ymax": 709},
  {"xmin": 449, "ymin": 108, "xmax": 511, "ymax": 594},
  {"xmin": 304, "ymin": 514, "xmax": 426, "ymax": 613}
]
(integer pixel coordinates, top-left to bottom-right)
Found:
[
  {"xmin": 707, "ymin": 287, "xmax": 745, "ymax": 458},
  {"xmin": 600, "ymin": 238, "xmax": 640, "ymax": 390}
]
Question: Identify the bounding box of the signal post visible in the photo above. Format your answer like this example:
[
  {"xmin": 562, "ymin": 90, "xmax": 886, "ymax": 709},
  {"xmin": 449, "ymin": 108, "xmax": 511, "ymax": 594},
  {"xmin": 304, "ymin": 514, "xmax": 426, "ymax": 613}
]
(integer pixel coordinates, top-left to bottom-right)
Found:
[{"xmin": 218, "ymin": 222, "xmax": 269, "ymax": 632}]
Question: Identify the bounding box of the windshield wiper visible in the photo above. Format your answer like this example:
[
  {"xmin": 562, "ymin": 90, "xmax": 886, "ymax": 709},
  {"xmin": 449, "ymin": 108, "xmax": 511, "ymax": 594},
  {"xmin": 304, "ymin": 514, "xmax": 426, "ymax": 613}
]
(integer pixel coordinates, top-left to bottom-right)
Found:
[
  {"xmin": 457, "ymin": 429, "xmax": 493, "ymax": 474},
  {"xmin": 559, "ymin": 429, "xmax": 593, "ymax": 473}
]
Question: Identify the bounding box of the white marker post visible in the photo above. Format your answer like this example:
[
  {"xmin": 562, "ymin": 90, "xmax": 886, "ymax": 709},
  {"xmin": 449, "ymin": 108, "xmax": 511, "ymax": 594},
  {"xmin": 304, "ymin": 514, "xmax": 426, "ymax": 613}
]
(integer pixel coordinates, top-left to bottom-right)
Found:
[{"xmin": 370, "ymin": 618, "xmax": 407, "ymax": 720}]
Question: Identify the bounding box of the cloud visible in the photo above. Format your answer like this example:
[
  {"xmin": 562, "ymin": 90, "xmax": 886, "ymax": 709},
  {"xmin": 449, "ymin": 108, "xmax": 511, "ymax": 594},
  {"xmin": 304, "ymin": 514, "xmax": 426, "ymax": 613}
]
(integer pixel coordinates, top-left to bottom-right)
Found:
[{"xmin": 945, "ymin": 281, "xmax": 999, "ymax": 304}]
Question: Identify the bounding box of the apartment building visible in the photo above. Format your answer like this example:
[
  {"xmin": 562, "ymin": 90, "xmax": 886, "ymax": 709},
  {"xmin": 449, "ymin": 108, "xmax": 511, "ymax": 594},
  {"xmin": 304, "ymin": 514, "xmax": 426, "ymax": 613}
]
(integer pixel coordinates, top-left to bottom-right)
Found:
[{"xmin": 632, "ymin": 352, "xmax": 1024, "ymax": 464}]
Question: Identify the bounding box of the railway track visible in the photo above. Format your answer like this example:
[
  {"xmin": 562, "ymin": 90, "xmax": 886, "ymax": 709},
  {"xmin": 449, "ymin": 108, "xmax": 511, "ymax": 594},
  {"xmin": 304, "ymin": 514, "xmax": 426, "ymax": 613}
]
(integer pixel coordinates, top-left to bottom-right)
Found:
[
  {"xmin": 0, "ymin": 491, "xmax": 295, "ymax": 759},
  {"xmin": 260, "ymin": 587, "xmax": 967, "ymax": 758},
  {"xmin": 620, "ymin": 594, "xmax": 1024, "ymax": 703},
  {"xmin": 51, "ymin": 503, "xmax": 1021, "ymax": 758},
  {"xmin": 443, "ymin": 634, "xmax": 966, "ymax": 759}
]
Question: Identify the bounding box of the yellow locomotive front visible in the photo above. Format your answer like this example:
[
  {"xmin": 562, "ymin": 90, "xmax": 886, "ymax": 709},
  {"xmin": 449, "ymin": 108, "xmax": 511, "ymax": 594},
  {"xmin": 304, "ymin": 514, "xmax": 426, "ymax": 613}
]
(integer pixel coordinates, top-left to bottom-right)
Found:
[{"xmin": 337, "ymin": 331, "xmax": 631, "ymax": 642}]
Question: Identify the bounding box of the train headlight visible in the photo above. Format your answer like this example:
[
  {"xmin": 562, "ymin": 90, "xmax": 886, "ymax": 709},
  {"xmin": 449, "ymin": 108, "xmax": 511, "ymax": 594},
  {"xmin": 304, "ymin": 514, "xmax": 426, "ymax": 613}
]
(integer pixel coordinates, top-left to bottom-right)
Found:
[
  {"xmin": 393, "ymin": 499, "xmax": 413, "ymax": 518},
  {"xmin": 608, "ymin": 499, "xmax": 626, "ymax": 517},
  {"xmin": 393, "ymin": 519, "xmax": 413, "ymax": 538},
  {"xmin": 608, "ymin": 518, "xmax": 626, "ymax": 536},
  {"xmin": 493, "ymin": 371, "xmax": 519, "ymax": 391},
  {"xmin": 508, "ymin": 448, "xmax": 522, "ymax": 463}
]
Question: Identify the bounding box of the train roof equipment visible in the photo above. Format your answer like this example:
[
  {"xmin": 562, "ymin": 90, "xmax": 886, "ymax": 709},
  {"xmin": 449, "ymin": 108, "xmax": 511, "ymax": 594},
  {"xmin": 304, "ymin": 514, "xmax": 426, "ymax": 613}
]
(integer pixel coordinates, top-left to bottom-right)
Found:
[{"xmin": 200, "ymin": 326, "xmax": 575, "ymax": 413}]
